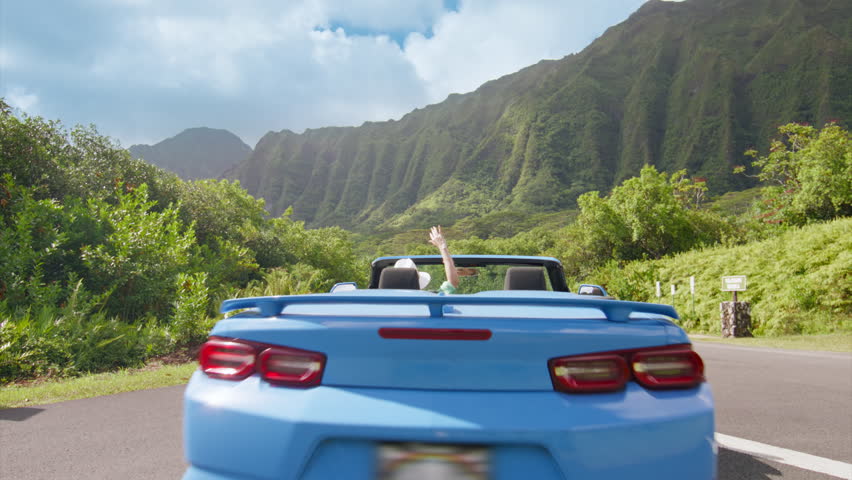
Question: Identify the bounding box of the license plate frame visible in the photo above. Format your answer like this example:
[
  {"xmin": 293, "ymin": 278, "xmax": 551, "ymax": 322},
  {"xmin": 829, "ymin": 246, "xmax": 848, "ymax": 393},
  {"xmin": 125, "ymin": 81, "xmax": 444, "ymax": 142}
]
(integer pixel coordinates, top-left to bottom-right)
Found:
[{"xmin": 377, "ymin": 442, "xmax": 490, "ymax": 480}]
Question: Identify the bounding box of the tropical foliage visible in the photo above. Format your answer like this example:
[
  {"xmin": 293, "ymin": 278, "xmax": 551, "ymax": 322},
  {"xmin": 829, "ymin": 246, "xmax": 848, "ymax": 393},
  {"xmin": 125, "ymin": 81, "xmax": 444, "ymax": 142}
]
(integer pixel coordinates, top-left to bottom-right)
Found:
[
  {"xmin": 737, "ymin": 122, "xmax": 851, "ymax": 225},
  {"xmin": 0, "ymin": 104, "xmax": 365, "ymax": 382},
  {"xmin": 1, "ymin": 117, "xmax": 850, "ymax": 383},
  {"xmin": 582, "ymin": 218, "xmax": 851, "ymax": 336},
  {"xmin": 550, "ymin": 166, "xmax": 731, "ymax": 276}
]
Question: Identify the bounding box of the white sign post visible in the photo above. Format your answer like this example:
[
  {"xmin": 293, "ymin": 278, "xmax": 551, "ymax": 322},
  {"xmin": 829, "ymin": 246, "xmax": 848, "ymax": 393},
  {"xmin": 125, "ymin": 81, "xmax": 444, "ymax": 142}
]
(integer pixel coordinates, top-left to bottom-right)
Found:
[
  {"xmin": 720, "ymin": 275, "xmax": 752, "ymax": 337},
  {"xmin": 689, "ymin": 276, "xmax": 695, "ymax": 317},
  {"xmin": 722, "ymin": 275, "xmax": 747, "ymax": 302},
  {"xmin": 655, "ymin": 281, "xmax": 661, "ymax": 299}
]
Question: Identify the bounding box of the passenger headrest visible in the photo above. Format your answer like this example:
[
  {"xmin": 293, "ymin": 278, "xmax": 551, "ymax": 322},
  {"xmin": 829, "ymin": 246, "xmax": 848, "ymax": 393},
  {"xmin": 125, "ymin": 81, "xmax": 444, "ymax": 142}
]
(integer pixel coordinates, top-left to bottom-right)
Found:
[
  {"xmin": 378, "ymin": 267, "xmax": 421, "ymax": 290},
  {"xmin": 504, "ymin": 267, "xmax": 547, "ymax": 291}
]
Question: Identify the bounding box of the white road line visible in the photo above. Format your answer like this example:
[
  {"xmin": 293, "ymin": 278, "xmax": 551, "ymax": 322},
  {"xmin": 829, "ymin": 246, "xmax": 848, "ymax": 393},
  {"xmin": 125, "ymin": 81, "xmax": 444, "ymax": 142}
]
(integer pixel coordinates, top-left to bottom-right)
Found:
[{"xmin": 716, "ymin": 433, "xmax": 852, "ymax": 479}]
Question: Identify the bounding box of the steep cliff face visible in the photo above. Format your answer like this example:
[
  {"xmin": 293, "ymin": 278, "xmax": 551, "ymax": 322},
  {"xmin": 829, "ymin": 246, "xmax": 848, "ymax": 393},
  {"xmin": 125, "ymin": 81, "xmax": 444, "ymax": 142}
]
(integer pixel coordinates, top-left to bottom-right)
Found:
[
  {"xmin": 130, "ymin": 127, "xmax": 252, "ymax": 180},
  {"xmin": 228, "ymin": 0, "xmax": 851, "ymax": 229}
]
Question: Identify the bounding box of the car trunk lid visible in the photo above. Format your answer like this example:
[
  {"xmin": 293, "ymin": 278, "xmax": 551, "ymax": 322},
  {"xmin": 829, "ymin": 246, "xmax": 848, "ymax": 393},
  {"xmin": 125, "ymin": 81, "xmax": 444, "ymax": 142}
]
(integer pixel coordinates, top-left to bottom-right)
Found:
[{"xmin": 212, "ymin": 291, "xmax": 679, "ymax": 391}]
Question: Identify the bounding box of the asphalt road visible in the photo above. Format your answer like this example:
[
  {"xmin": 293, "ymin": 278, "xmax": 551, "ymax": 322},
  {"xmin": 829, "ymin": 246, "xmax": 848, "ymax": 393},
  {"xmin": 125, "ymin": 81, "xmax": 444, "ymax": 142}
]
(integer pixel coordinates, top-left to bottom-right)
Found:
[
  {"xmin": 696, "ymin": 342, "xmax": 852, "ymax": 480},
  {"xmin": 1, "ymin": 341, "xmax": 850, "ymax": 480}
]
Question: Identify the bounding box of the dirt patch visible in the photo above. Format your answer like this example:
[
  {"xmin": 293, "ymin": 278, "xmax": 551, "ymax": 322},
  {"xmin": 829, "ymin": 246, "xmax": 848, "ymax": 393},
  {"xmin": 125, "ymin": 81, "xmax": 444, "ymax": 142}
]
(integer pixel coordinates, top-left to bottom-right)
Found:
[{"xmin": 154, "ymin": 345, "xmax": 199, "ymax": 365}]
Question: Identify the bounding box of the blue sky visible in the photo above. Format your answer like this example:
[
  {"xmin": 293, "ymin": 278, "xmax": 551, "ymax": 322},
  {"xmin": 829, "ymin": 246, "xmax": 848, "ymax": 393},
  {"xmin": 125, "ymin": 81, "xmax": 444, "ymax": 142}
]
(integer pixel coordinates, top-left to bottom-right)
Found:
[{"xmin": 0, "ymin": 0, "xmax": 658, "ymax": 147}]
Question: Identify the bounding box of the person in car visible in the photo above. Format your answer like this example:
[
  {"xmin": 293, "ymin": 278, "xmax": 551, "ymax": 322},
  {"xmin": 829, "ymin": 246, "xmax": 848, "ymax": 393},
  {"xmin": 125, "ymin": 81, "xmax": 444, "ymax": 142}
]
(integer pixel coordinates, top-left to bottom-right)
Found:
[{"xmin": 429, "ymin": 225, "xmax": 459, "ymax": 295}]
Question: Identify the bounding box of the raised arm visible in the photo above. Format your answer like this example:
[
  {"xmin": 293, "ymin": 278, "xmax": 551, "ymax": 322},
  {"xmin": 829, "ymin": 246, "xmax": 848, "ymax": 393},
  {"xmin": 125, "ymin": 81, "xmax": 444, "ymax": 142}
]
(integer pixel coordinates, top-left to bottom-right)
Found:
[{"xmin": 429, "ymin": 226, "xmax": 459, "ymax": 288}]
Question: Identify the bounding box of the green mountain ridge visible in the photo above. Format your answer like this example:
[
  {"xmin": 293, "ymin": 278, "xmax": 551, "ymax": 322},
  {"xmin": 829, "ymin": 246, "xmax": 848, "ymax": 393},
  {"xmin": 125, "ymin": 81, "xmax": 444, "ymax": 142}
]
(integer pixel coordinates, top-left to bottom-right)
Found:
[
  {"xmin": 227, "ymin": 0, "xmax": 851, "ymax": 230},
  {"xmin": 130, "ymin": 127, "xmax": 252, "ymax": 180}
]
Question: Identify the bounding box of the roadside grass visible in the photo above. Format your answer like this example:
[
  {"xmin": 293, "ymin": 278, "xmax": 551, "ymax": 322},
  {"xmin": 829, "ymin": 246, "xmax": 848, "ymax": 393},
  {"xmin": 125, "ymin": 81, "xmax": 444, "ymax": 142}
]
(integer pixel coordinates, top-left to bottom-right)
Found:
[
  {"xmin": 690, "ymin": 333, "xmax": 852, "ymax": 353},
  {"xmin": 0, "ymin": 361, "xmax": 197, "ymax": 409}
]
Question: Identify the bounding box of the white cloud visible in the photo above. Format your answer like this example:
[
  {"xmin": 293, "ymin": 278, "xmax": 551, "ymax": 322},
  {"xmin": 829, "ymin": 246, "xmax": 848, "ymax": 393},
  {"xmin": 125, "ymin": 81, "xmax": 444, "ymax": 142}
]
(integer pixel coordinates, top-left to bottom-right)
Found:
[
  {"xmin": 5, "ymin": 86, "xmax": 39, "ymax": 113},
  {"xmin": 322, "ymin": 0, "xmax": 446, "ymax": 33},
  {"xmin": 404, "ymin": 0, "xmax": 644, "ymax": 102},
  {"xmin": 2, "ymin": 0, "xmax": 649, "ymax": 146}
]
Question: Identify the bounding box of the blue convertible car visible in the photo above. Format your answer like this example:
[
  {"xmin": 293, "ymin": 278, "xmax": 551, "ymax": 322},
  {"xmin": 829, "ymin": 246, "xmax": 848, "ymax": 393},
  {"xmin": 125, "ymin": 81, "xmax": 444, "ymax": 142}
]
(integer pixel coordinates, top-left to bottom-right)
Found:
[{"xmin": 183, "ymin": 256, "xmax": 715, "ymax": 480}]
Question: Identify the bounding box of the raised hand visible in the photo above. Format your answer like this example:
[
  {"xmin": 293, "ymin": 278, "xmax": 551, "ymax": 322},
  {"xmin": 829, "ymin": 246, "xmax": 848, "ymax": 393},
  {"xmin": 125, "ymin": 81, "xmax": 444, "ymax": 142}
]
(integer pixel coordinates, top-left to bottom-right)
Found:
[{"xmin": 429, "ymin": 225, "xmax": 448, "ymax": 250}]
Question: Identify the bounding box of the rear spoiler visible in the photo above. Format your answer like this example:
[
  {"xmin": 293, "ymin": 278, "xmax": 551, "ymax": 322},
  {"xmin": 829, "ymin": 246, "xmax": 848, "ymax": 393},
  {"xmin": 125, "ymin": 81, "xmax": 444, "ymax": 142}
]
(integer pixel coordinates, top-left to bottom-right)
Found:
[{"xmin": 220, "ymin": 294, "xmax": 678, "ymax": 323}]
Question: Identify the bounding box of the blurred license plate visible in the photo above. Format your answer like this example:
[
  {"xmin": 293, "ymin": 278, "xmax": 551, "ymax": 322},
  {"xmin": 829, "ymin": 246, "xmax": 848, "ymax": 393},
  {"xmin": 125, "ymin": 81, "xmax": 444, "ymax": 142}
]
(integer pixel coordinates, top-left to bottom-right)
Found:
[{"xmin": 377, "ymin": 443, "xmax": 490, "ymax": 480}]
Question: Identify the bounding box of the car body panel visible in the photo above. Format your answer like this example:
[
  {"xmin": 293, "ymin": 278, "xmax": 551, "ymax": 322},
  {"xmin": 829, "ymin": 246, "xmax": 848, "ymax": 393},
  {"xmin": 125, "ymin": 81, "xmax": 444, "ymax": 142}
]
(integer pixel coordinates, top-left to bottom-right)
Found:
[
  {"xmin": 184, "ymin": 375, "xmax": 715, "ymax": 480},
  {"xmin": 212, "ymin": 318, "xmax": 673, "ymax": 391},
  {"xmin": 184, "ymin": 256, "xmax": 715, "ymax": 479}
]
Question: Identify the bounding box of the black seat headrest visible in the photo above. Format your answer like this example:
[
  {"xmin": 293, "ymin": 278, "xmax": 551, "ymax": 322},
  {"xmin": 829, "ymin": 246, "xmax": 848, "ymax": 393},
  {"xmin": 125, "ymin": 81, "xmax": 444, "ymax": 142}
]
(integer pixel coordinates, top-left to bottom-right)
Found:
[
  {"xmin": 504, "ymin": 267, "xmax": 547, "ymax": 291},
  {"xmin": 378, "ymin": 267, "xmax": 420, "ymax": 289}
]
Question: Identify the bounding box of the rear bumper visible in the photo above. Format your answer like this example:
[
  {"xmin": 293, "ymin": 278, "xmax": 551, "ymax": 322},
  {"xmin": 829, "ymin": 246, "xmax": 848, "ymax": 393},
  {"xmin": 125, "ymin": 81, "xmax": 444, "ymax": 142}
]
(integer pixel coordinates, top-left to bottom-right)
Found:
[{"xmin": 183, "ymin": 371, "xmax": 716, "ymax": 480}]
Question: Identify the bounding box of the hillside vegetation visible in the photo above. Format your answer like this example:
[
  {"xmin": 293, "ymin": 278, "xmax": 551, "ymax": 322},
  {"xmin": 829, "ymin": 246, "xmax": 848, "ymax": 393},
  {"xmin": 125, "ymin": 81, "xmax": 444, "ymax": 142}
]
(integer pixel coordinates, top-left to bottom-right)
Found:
[
  {"xmin": 1, "ymin": 98, "xmax": 849, "ymax": 383},
  {"xmin": 374, "ymin": 121, "xmax": 851, "ymax": 337},
  {"xmin": 227, "ymin": 0, "xmax": 851, "ymax": 230},
  {"xmin": 585, "ymin": 218, "xmax": 851, "ymax": 336},
  {"xmin": 0, "ymin": 104, "xmax": 366, "ymax": 383}
]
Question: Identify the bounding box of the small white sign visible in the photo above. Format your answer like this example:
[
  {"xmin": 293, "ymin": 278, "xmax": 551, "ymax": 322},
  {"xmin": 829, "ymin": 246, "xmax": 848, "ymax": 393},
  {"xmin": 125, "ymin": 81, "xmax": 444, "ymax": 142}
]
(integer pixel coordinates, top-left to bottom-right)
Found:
[
  {"xmin": 656, "ymin": 281, "xmax": 661, "ymax": 298},
  {"xmin": 690, "ymin": 276, "xmax": 695, "ymax": 294},
  {"xmin": 671, "ymin": 284, "xmax": 676, "ymax": 296},
  {"xmin": 722, "ymin": 275, "xmax": 747, "ymax": 292}
]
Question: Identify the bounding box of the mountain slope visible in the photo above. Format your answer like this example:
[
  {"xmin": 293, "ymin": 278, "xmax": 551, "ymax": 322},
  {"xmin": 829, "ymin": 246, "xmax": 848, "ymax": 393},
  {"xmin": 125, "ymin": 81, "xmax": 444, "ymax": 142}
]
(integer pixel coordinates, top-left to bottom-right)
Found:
[
  {"xmin": 130, "ymin": 127, "xmax": 252, "ymax": 180},
  {"xmin": 228, "ymin": 0, "xmax": 851, "ymax": 229}
]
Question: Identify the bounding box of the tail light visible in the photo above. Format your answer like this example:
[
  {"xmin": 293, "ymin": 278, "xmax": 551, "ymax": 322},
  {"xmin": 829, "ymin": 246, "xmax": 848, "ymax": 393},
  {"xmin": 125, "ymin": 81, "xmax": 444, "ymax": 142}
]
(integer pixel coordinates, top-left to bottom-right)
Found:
[
  {"xmin": 258, "ymin": 346, "xmax": 325, "ymax": 387},
  {"xmin": 632, "ymin": 347, "xmax": 704, "ymax": 389},
  {"xmin": 549, "ymin": 355, "xmax": 630, "ymax": 393},
  {"xmin": 549, "ymin": 344, "xmax": 704, "ymax": 393},
  {"xmin": 199, "ymin": 339, "xmax": 256, "ymax": 380},
  {"xmin": 199, "ymin": 337, "xmax": 326, "ymax": 388}
]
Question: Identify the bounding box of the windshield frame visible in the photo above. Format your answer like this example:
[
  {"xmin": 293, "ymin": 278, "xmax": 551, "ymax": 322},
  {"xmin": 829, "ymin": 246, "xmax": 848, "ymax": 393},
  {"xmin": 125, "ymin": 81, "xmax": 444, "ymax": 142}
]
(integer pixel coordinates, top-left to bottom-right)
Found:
[{"xmin": 369, "ymin": 255, "xmax": 569, "ymax": 292}]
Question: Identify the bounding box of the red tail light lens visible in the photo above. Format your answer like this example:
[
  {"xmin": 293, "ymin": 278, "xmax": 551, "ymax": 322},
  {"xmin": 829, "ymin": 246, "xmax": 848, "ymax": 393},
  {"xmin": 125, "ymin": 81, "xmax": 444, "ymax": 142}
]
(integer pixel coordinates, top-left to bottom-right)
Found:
[
  {"xmin": 258, "ymin": 347, "xmax": 326, "ymax": 387},
  {"xmin": 199, "ymin": 337, "xmax": 326, "ymax": 387},
  {"xmin": 549, "ymin": 354, "xmax": 630, "ymax": 393},
  {"xmin": 549, "ymin": 344, "xmax": 705, "ymax": 393},
  {"xmin": 632, "ymin": 348, "xmax": 704, "ymax": 389},
  {"xmin": 199, "ymin": 339, "xmax": 256, "ymax": 380}
]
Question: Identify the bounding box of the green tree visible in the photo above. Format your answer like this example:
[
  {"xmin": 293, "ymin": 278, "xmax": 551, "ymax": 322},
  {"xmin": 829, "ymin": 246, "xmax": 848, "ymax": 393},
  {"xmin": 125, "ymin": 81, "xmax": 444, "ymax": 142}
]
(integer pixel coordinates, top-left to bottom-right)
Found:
[
  {"xmin": 0, "ymin": 105, "xmax": 181, "ymax": 209},
  {"xmin": 63, "ymin": 124, "xmax": 183, "ymax": 208},
  {"xmin": 0, "ymin": 106, "xmax": 69, "ymax": 199},
  {"xmin": 737, "ymin": 123, "xmax": 851, "ymax": 225},
  {"xmin": 0, "ymin": 175, "xmax": 67, "ymax": 306},
  {"xmin": 553, "ymin": 165, "xmax": 730, "ymax": 277},
  {"xmin": 177, "ymin": 179, "xmax": 267, "ymax": 245},
  {"xmin": 81, "ymin": 184, "xmax": 196, "ymax": 319},
  {"xmin": 241, "ymin": 209, "xmax": 367, "ymax": 289}
]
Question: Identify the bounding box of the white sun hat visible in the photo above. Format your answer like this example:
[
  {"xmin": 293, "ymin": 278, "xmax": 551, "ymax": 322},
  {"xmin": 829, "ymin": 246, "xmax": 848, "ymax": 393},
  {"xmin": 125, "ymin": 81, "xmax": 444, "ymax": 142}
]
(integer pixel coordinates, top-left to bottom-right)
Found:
[{"xmin": 394, "ymin": 258, "xmax": 431, "ymax": 289}]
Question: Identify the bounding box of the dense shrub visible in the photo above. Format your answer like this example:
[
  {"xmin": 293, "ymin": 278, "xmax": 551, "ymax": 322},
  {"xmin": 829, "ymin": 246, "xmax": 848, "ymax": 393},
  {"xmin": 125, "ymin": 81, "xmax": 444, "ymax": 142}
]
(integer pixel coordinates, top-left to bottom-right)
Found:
[
  {"xmin": 81, "ymin": 184, "xmax": 196, "ymax": 320},
  {"xmin": 583, "ymin": 218, "xmax": 852, "ymax": 335},
  {"xmin": 738, "ymin": 123, "xmax": 851, "ymax": 225},
  {"xmin": 550, "ymin": 166, "xmax": 732, "ymax": 277},
  {"xmin": 169, "ymin": 272, "xmax": 213, "ymax": 347},
  {"xmin": 0, "ymin": 289, "xmax": 170, "ymax": 382},
  {"xmin": 0, "ymin": 107, "xmax": 368, "ymax": 383}
]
